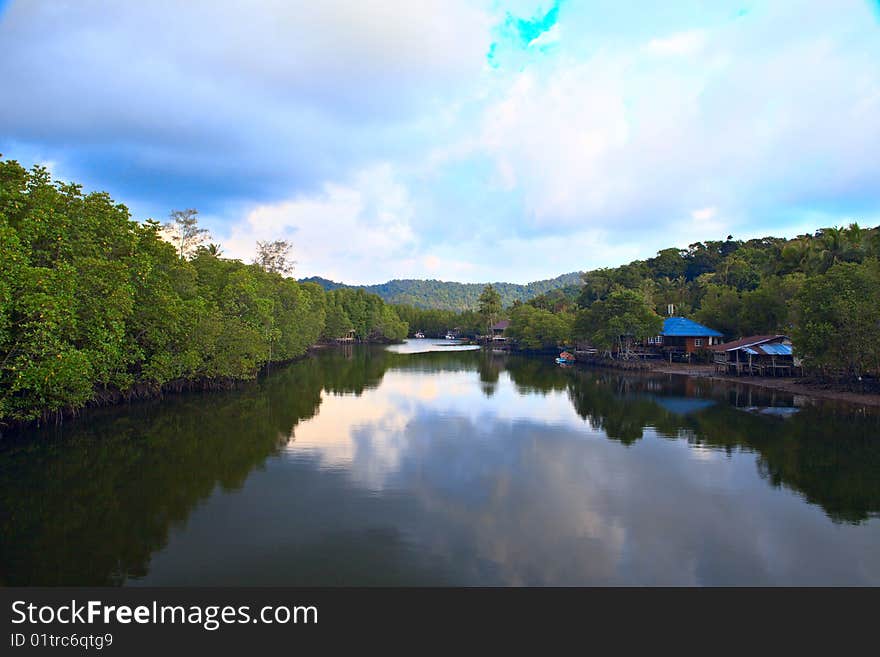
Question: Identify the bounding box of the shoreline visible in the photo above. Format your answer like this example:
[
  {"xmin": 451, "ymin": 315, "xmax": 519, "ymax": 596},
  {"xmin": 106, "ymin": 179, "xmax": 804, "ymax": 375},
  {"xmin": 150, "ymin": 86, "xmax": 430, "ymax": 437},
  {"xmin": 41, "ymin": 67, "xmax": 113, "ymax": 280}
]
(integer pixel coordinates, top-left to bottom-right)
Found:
[
  {"xmin": 6, "ymin": 342, "xmax": 879, "ymax": 436},
  {"xmin": 0, "ymin": 345, "xmax": 327, "ymax": 436},
  {"xmin": 645, "ymin": 362, "xmax": 880, "ymax": 408},
  {"xmin": 0, "ymin": 340, "xmax": 411, "ymax": 436}
]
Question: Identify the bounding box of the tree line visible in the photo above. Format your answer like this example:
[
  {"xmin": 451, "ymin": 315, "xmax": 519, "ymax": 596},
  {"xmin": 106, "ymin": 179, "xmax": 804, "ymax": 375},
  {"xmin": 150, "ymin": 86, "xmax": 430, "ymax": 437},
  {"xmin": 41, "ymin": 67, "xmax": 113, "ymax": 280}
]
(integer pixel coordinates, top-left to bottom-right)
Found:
[
  {"xmin": 301, "ymin": 272, "xmax": 583, "ymax": 311},
  {"xmin": 0, "ymin": 160, "xmax": 407, "ymax": 425},
  {"xmin": 394, "ymin": 283, "xmax": 505, "ymax": 338},
  {"xmin": 516, "ymin": 228, "xmax": 880, "ymax": 375},
  {"xmin": 3, "ymin": 155, "xmax": 879, "ymax": 426},
  {"xmin": 396, "ymin": 227, "xmax": 880, "ymax": 377}
]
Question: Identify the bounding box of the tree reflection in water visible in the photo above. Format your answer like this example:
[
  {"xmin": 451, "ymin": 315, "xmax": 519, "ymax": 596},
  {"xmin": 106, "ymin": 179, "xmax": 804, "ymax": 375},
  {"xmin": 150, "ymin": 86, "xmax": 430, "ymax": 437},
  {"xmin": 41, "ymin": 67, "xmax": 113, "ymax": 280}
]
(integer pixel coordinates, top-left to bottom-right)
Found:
[{"xmin": 1, "ymin": 345, "xmax": 877, "ymax": 585}]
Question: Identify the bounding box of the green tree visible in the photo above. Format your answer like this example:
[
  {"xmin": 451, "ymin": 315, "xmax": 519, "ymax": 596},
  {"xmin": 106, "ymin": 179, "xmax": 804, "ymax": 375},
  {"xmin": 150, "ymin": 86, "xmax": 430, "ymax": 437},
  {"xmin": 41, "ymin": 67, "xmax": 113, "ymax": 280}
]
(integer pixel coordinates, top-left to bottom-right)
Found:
[
  {"xmin": 507, "ymin": 305, "xmax": 573, "ymax": 350},
  {"xmin": 0, "ymin": 158, "xmax": 336, "ymax": 424},
  {"xmin": 793, "ymin": 260, "xmax": 880, "ymax": 377},
  {"xmin": 575, "ymin": 290, "xmax": 662, "ymax": 358},
  {"xmin": 738, "ymin": 274, "xmax": 804, "ymax": 335},
  {"xmin": 478, "ymin": 284, "xmax": 502, "ymax": 333},
  {"xmin": 695, "ymin": 284, "xmax": 741, "ymax": 337},
  {"xmin": 648, "ymin": 248, "xmax": 688, "ymax": 279}
]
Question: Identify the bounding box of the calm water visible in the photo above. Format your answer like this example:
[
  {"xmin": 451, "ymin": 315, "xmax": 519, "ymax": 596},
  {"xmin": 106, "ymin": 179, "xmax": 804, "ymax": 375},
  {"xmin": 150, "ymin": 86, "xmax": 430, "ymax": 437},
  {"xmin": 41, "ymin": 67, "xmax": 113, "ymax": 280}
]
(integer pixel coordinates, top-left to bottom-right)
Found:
[{"xmin": 1, "ymin": 340, "xmax": 878, "ymax": 586}]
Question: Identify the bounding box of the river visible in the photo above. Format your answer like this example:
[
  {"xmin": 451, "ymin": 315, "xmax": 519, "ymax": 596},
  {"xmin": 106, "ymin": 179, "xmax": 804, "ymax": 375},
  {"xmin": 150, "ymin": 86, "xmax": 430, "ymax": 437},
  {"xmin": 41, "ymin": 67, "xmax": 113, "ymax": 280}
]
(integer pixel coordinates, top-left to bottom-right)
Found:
[{"xmin": 1, "ymin": 339, "xmax": 878, "ymax": 585}]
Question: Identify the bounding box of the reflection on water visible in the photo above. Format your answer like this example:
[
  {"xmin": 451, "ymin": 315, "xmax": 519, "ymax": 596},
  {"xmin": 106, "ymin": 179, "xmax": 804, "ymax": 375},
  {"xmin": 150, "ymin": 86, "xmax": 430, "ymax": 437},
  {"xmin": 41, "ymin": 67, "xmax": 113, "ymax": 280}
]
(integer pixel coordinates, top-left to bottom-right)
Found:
[
  {"xmin": 1, "ymin": 342, "xmax": 878, "ymax": 585},
  {"xmin": 384, "ymin": 337, "xmax": 481, "ymax": 354}
]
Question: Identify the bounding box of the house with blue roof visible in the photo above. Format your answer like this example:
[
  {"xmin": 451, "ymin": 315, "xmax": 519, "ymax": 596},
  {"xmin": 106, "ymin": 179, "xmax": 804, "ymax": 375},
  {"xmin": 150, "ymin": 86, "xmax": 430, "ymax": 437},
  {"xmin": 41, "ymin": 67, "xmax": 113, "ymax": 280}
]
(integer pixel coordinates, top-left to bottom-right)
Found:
[{"xmin": 647, "ymin": 317, "xmax": 723, "ymax": 359}]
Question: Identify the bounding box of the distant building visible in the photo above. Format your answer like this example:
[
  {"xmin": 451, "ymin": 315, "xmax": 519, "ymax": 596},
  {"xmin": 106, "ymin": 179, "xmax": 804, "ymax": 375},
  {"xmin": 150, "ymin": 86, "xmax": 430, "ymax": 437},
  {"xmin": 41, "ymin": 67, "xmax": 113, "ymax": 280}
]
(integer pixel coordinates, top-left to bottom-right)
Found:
[
  {"xmin": 709, "ymin": 335, "xmax": 798, "ymax": 376},
  {"xmin": 648, "ymin": 317, "xmax": 723, "ymax": 360},
  {"xmin": 338, "ymin": 328, "xmax": 356, "ymax": 342},
  {"xmin": 490, "ymin": 319, "xmax": 510, "ymax": 341}
]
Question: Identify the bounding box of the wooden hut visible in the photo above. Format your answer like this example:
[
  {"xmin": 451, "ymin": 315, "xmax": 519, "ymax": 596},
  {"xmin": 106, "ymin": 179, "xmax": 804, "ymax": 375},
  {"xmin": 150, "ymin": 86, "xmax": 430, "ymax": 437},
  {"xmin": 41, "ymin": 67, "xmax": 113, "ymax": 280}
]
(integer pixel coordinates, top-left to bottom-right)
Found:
[
  {"xmin": 338, "ymin": 328, "xmax": 356, "ymax": 342},
  {"xmin": 490, "ymin": 320, "xmax": 510, "ymax": 342},
  {"xmin": 709, "ymin": 335, "xmax": 798, "ymax": 376}
]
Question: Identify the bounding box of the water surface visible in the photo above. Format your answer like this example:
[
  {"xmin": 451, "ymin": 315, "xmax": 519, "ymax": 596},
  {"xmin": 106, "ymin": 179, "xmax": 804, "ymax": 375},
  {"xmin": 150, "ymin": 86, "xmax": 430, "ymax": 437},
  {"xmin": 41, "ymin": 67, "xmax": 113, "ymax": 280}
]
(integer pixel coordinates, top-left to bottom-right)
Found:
[{"xmin": 1, "ymin": 340, "xmax": 878, "ymax": 585}]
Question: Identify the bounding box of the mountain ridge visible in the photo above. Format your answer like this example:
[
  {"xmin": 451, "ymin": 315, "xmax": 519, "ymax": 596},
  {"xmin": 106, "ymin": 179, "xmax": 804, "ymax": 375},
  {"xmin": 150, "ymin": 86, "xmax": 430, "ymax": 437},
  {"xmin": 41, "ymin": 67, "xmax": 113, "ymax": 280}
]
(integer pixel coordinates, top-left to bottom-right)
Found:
[{"xmin": 299, "ymin": 272, "xmax": 584, "ymax": 310}]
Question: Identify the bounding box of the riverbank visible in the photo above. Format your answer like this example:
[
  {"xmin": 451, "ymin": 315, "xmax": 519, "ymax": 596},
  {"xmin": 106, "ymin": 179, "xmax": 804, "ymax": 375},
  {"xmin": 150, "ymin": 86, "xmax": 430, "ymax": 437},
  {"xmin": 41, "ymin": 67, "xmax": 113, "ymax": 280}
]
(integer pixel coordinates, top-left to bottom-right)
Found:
[
  {"xmin": 0, "ymin": 344, "xmax": 317, "ymax": 434},
  {"xmin": 0, "ymin": 339, "xmax": 416, "ymax": 435},
  {"xmin": 647, "ymin": 362, "xmax": 880, "ymax": 408}
]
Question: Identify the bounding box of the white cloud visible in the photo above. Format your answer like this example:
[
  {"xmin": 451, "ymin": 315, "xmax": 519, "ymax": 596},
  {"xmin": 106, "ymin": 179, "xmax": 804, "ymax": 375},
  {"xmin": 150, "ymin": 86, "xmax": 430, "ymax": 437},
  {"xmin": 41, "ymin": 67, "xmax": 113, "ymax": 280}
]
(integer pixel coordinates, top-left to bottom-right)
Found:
[
  {"xmin": 463, "ymin": 10, "xmax": 880, "ymax": 241},
  {"xmin": 1, "ymin": 0, "xmax": 492, "ymax": 118},
  {"xmin": 691, "ymin": 207, "xmax": 717, "ymax": 221},
  {"xmin": 646, "ymin": 30, "xmax": 707, "ymax": 56},
  {"xmin": 480, "ymin": 62, "xmax": 632, "ymax": 225},
  {"xmin": 0, "ymin": 0, "xmax": 493, "ymax": 205},
  {"xmin": 223, "ymin": 164, "xmax": 419, "ymax": 283},
  {"xmin": 418, "ymin": 228, "xmax": 640, "ymax": 283},
  {"xmin": 419, "ymin": 254, "xmax": 477, "ymax": 275},
  {"xmin": 3, "ymin": 0, "xmax": 880, "ymax": 283},
  {"xmin": 685, "ymin": 207, "xmax": 728, "ymax": 243}
]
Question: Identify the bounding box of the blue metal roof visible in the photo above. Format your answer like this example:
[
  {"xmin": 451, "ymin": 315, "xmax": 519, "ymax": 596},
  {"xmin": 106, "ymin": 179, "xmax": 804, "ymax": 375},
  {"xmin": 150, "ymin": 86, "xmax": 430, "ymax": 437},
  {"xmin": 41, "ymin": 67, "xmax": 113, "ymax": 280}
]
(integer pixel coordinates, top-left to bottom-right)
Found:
[
  {"xmin": 744, "ymin": 343, "xmax": 792, "ymax": 356},
  {"xmin": 661, "ymin": 317, "xmax": 723, "ymax": 338}
]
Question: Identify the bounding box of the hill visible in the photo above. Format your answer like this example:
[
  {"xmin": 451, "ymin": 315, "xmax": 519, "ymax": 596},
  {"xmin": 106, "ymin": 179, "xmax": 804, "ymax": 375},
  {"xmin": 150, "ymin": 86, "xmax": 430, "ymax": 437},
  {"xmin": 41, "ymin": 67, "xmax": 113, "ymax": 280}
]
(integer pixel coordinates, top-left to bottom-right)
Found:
[{"xmin": 299, "ymin": 273, "xmax": 584, "ymax": 310}]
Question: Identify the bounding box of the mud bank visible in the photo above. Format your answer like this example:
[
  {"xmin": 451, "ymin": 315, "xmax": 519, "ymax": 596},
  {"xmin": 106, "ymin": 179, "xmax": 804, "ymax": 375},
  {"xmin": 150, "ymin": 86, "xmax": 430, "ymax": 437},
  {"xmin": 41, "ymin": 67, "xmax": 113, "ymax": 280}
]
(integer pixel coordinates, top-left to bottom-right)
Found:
[{"xmin": 648, "ymin": 362, "xmax": 880, "ymax": 408}]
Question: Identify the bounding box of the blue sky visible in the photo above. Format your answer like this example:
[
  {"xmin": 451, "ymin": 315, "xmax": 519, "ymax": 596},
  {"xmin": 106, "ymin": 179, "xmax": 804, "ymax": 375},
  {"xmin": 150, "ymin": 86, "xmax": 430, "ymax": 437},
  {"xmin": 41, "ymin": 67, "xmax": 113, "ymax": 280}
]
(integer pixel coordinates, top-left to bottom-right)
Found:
[{"xmin": 1, "ymin": 1, "xmax": 879, "ymax": 284}]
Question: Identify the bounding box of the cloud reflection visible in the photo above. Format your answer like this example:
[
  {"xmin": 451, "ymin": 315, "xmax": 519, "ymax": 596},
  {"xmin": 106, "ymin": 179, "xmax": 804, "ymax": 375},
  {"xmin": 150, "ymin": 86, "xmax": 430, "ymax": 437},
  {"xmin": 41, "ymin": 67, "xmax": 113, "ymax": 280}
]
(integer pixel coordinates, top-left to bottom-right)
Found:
[{"xmin": 274, "ymin": 367, "xmax": 880, "ymax": 585}]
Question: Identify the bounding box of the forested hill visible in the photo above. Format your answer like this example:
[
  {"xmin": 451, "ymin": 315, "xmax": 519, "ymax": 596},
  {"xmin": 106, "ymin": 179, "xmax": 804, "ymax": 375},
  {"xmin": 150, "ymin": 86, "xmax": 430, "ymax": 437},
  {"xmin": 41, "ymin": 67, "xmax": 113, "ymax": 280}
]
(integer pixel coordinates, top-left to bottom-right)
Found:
[{"xmin": 299, "ymin": 272, "xmax": 584, "ymax": 310}]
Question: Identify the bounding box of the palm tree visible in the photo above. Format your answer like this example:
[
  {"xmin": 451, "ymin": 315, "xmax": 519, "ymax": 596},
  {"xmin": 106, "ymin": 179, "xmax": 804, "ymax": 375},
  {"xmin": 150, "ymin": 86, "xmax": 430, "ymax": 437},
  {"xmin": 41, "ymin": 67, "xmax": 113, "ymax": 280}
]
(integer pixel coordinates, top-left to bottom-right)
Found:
[
  {"xmin": 780, "ymin": 236, "xmax": 811, "ymax": 274},
  {"xmin": 843, "ymin": 222, "xmax": 865, "ymax": 261},
  {"xmin": 813, "ymin": 226, "xmax": 846, "ymax": 273}
]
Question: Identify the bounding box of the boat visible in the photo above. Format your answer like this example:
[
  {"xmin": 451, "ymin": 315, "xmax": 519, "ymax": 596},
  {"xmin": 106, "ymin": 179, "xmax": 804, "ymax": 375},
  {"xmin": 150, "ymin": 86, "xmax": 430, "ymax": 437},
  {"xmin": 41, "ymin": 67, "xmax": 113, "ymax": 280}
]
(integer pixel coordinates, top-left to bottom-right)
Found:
[
  {"xmin": 414, "ymin": 331, "xmax": 425, "ymax": 339},
  {"xmin": 555, "ymin": 351, "xmax": 576, "ymax": 365},
  {"xmin": 444, "ymin": 332, "xmax": 456, "ymax": 340}
]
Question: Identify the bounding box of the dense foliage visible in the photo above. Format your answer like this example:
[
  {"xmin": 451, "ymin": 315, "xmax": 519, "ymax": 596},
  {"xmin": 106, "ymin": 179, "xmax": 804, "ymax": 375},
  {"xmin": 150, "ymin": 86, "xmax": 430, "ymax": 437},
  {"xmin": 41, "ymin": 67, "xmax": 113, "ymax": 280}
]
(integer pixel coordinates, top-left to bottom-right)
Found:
[
  {"xmin": 3, "ymin": 155, "xmax": 878, "ymax": 427},
  {"xmin": 793, "ymin": 260, "xmax": 880, "ymax": 377},
  {"xmin": 516, "ymin": 229, "xmax": 880, "ymax": 373},
  {"xmin": 0, "ymin": 160, "xmax": 406, "ymax": 424},
  {"xmin": 573, "ymin": 290, "xmax": 663, "ymax": 356},
  {"xmin": 393, "ymin": 227, "xmax": 880, "ymax": 375},
  {"xmin": 300, "ymin": 272, "xmax": 584, "ymax": 310},
  {"xmin": 321, "ymin": 288, "xmax": 407, "ymax": 343},
  {"xmin": 393, "ymin": 226, "xmax": 880, "ymax": 375},
  {"xmin": 392, "ymin": 305, "xmax": 484, "ymax": 338},
  {"xmin": 506, "ymin": 305, "xmax": 573, "ymax": 350},
  {"xmin": 576, "ymin": 231, "xmax": 879, "ymax": 333}
]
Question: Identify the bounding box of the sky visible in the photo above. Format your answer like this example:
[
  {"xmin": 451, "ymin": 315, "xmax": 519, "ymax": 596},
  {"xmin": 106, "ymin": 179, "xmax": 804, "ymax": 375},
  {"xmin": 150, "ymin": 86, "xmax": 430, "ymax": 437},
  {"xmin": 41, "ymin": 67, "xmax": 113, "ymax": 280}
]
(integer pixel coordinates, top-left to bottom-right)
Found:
[{"xmin": 1, "ymin": 0, "xmax": 879, "ymax": 284}]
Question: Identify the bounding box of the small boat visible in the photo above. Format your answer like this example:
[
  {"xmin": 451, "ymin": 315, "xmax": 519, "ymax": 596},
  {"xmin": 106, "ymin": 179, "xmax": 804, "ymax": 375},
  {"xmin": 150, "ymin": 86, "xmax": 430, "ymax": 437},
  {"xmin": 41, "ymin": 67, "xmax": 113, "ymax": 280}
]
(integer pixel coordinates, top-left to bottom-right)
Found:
[
  {"xmin": 555, "ymin": 351, "xmax": 576, "ymax": 365},
  {"xmin": 444, "ymin": 332, "xmax": 456, "ymax": 340},
  {"xmin": 414, "ymin": 331, "xmax": 425, "ymax": 339}
]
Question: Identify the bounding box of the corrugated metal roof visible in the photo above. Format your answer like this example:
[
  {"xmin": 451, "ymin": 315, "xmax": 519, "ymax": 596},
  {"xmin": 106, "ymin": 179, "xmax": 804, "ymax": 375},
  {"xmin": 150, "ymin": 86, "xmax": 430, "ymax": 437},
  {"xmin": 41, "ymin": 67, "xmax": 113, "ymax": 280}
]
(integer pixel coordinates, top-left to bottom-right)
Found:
[
  {"xmin": 709, "ymin": 335, "xmax": 789, "ymax": 352},
  {"xmin": 661, "ymin": 317, "xmax": 723, "ymax": 337},
  {"xmin": 743, "ymin": 343, "xmax": 792, "ymax": 356},
  {"xmin": 760, "ymin": 343, "xmax": 792, "ymax": 356}
]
